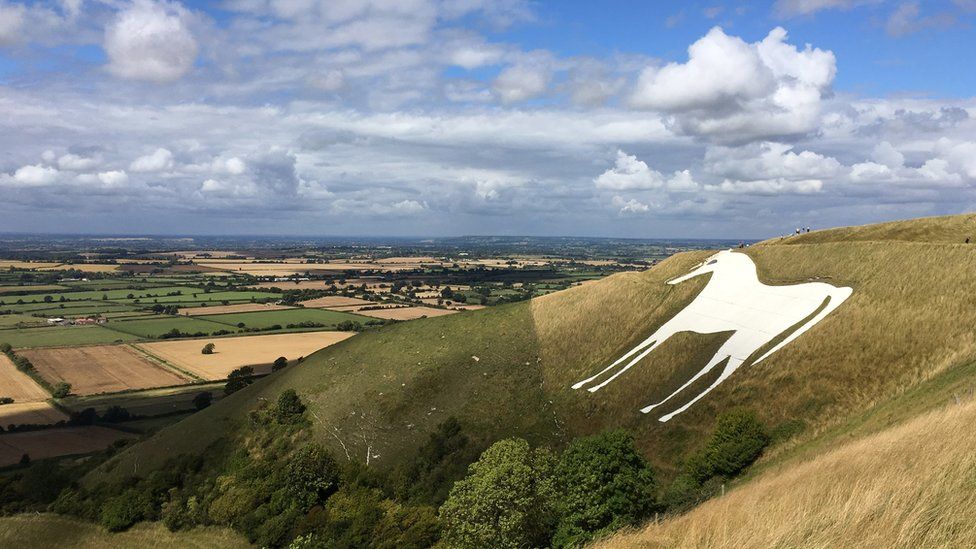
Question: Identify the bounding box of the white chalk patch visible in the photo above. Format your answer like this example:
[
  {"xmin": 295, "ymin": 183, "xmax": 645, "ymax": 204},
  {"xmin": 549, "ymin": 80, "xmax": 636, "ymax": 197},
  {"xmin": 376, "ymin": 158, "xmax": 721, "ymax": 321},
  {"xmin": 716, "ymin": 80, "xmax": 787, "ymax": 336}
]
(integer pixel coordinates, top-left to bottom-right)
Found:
[{"xmin": 572, "ymin": 250, "xmax": 852, "ymax": 422}]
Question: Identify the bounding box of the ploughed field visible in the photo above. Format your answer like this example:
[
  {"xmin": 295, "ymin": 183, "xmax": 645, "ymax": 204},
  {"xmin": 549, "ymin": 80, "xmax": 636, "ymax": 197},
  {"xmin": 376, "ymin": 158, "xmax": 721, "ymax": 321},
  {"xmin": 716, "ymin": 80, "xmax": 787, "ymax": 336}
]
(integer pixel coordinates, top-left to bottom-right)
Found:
[
  {"xmin": 0, "ymin": 426, "xmax": 137, "ymax": 467},
  {"xmin": 19, "ymin": 345, "xmax": 191, "ymax": 395}
]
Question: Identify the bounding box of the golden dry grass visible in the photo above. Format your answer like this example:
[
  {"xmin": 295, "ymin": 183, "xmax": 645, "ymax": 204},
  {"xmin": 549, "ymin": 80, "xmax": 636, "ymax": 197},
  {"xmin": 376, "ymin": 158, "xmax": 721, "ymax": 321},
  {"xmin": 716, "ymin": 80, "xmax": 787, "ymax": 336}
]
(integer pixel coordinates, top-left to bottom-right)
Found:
[
  {"xmin": 0, "ymin": 354, "xmax": 50, "ymax": 401},
  {"xmin": 136, "ymin": 331, "xmax": 356, "ymax": 379},
  {"xmin": 767, "ymin": 212, "xmax": 976, "ymax": 245},
  {"xmin": 598, "ymin": 398, "xmax": 976, "ymax": 549},
  {"xmin": 299, "ymin": 296, "xmax": 376, "ymax": 308}
]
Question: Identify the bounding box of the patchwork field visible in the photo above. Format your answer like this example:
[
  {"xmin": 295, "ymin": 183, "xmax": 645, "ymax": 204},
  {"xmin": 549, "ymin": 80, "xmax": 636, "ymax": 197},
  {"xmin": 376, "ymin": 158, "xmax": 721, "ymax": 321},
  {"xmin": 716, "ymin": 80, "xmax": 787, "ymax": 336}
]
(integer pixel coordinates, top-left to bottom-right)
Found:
[
  {"xmin": 0, "ymin": 354, "xmax": 49, "ymax": 402},
  {"xmin": 353, "ymin": 306, "xmax": 461, "ymax": 320},
  {"xmin": 0, "ymin": 402, "xmax": 67, "ymax": 429},
  {"xmin": 197, "ymin": 308, "xmax": 369, "ymax": 329},
  {"xmin": 19, "ymin": 345, "xmax": 190, "ymax": 395},
  {"xmin": 0, "ymin": 326, "xmax": 137, "ymax": 349},
  {"xmin": 137, "ymin": 331, "xmax": 356, "ymax": 379},
  {"xmin": 60, "ymin": 382, "xmax": 228, "ymax": 417},
  {"xmin": 179, "ymin": 303, "xmax": 291, "ymax": 315},
  {"xmin": 106, "ymin": 316, "xmax": 230, "ymax": 338},
  {"xmin": 298, "ymin": 296, "xmax": 376, "ymax": 308},
  {"xmin": 0, "ymin": 285, "xmax": 65, "ymax": 294},
  {"xmin": 0, "ymin": 426, "xmax": 136, "ymax": 466}
]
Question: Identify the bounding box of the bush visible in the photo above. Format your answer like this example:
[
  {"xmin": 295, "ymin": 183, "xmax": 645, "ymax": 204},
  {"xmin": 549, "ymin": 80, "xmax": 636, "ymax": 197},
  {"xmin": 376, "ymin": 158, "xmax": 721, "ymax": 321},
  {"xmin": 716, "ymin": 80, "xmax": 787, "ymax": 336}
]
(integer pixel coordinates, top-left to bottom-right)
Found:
[
  {"xmin": 285, "ymin": 443, "xmax": 340, "ymax": 510},
  {"xmin": 100, "ymin": 488, "xmax": 153, "ymax": 532},
  {"xmin": 201, "ymin": 342, "xmax": 215, "ymax": 355},
  {"xmin": 0, "ymin": 342, "xmax": 11, "ymax": 354},
  {"xmin": 52, "ymin": 382, "xmax": 71, "ymax": 398},
  {"xmin": 684, "ymin": 408, "xmax": 769, "ymax": 484},
  {"xmin": 552, "ymin": 430, "xmax": 658, "ymax": 547},
  {"xmin": 272, "ymin": 356, "xmax": 288, "ymax": 372},
  {"xmin": 273, "ymin": 389, "xmax": 307, "ymax": 423},
  {"xmin": 224, "ymin": 366, "xmax": 254, "ymax": 395},
  {"xmin": 439, "ymin": 438, "xmax": 558, "ymax": 549}
]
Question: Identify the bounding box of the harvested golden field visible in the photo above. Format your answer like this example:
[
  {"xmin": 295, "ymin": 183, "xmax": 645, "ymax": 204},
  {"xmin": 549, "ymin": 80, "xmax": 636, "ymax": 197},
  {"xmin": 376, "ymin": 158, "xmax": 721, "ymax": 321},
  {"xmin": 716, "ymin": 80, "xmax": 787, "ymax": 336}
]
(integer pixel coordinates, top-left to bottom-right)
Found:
[
  {"xmin": 36, "ymin": 264, "xmax": 121, "ymax": 272},
  {"xmin": 299, "ymin": 296, "xmax": 376, "ymax": 308},
  {"xmin": 0, "ymin": 401, "xmax": 67, "ymax": 428},
  {"xmin": 178, "ymin": 303, "xmax": 292, "ymax": 315},
  {"xmin": 599, "ymin": 399, "xmax": 976, "ymax": 549},
  {"xmin": 0, "ymin": 514, "xmax": 250, "ymax": 549},
  {"xmin": 0, "ymin": 426, "xmax": 137, "ymax": 466},
  {"xmin": 353, "ymin": 306, "xmax": 460, "ymax": 320},
  {"xmin": 136, "ymin": 331, "xmax": 356, "ymax": 379},
  {"xmin": 0, "ymin": 354, "xmax": 49, "ymax": 402},
  {"xmin": 20, "ymin": 345, "xmax": 190, "ymax": 395},
  {"xmin": 0, "ymin": 261, "xmax": 62, "ymax": 270},
  {"xmin": 250, "ymin": 280, "xmax": 335, "ymax": 290}
]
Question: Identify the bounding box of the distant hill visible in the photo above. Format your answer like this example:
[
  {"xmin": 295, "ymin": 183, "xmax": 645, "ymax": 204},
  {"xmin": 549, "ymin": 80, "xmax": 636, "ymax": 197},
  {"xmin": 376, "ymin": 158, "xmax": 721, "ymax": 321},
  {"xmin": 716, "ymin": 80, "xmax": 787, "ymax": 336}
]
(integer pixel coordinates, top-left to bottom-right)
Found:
[{"xmin": 86, "ymin": 212, "xmax": 976, "ymax": 488}]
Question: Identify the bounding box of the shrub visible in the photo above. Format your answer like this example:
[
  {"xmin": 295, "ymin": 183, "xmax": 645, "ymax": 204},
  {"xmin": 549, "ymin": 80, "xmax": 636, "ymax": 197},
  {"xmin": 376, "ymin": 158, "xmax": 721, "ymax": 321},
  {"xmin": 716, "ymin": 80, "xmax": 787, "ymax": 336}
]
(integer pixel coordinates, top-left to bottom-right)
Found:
[
  {"xmin": 224, "ymin": 366, "xmax": 254, "ymax": 395},
  {"xmin": 273, "ymin": 389, "xmax": 307, "ymax": 423},
  {"xmin": 272, "ymin": 356, "xmax": 288, "ymax": 372},
  {"xmin": 285, "ymin": 443, "xmax": 340, "ymax": 510},
  {"xmin": 0, "ymin": 342, "xmax": 11, "ymax": 354},
  {"xmin": 201, "ymin": 342, "xmax": 215, "ymax": 355},
  {"xmin": 439, "ymin": 438, "xmax": 558, "ymax": 549},
  {"xmin": 552, "ymin": 430, "xmax": 658, "ymax": 547},
  {"xmin": 193, "ymin": 391, "xmax": 212, "ymax": 410},
  {"xmin": 52, "ymin": 382, "xmax": 72, "ymax": 398},
  {"xmin": 684, "ymin": 408, "xmax": 769, "ymax": 484},
  {"xmin": 100, "ymin": 488, "xmax": 153, "ymax": 532}
]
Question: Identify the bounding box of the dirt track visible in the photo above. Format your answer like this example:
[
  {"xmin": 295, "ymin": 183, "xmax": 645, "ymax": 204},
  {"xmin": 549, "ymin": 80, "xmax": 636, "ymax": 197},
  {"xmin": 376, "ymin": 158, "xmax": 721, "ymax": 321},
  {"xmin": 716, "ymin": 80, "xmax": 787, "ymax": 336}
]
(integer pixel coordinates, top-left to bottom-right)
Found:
[{"xmin": 20, "ymin": 345, "xmax": 190, "ymax": 395}]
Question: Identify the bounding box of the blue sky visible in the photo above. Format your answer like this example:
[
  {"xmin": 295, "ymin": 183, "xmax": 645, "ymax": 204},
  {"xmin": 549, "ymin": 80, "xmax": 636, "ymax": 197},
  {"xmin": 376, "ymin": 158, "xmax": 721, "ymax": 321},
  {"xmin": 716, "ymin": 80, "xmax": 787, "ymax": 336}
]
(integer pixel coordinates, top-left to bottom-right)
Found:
[{"xmin": 1, "ymin": 0, "xmax": 975, "ymax": 238}]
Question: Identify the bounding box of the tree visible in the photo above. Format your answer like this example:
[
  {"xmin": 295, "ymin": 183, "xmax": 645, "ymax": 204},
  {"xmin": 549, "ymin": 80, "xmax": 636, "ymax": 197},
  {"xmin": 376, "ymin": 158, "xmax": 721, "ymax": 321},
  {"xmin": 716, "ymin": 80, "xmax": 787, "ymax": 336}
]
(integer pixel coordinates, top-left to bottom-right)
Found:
[
  {"xmin": 439, "ymin": 438, "xmax": 558, "ymax": 549},
  {"xmin": 683, "ymin": 408, "xmax": 769, "ymax": 484},
  {"xmin": 201, "ymin": 342, "xmax": 215, "ymax": 355},
  {"xmin": 52, "ymin": 382, "xmax": 71, "ymax": 398},
  {"xmin": 0, "ymin": 342, "xmax": 11, "ymax": 354},
  {"xmin": 285, "ymin": 443, "xmax": 340, "ymax": 510},
  {"xmin": 43, "ymin": 295, "xmax": 53, "ymax": 303},
  {"xmin": 193, "ymin": 391, "xmax": 212, "ymax": 410},
  {"xmin": 552, "ymin": 431, "xmax": 658, "ymax": 547},
  {"xmin": 272, "ymin": 356, "xmax": 288, "ymax": 371},
  {"xmin": 224, "ymin": 366, "xmax": 254, "ymax": 395},
  {"xmin": 272, "ymin": 389, "xmax": 306, "ymax": 422}
]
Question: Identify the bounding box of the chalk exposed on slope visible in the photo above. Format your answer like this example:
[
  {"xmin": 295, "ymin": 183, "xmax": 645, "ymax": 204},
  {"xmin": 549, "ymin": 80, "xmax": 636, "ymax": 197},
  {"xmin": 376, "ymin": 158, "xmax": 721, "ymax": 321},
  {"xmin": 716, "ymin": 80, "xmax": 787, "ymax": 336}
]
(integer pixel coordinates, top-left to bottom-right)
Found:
[{"xmin": 572, "ymin": 250, "xmax": 852, "ymax": 422}]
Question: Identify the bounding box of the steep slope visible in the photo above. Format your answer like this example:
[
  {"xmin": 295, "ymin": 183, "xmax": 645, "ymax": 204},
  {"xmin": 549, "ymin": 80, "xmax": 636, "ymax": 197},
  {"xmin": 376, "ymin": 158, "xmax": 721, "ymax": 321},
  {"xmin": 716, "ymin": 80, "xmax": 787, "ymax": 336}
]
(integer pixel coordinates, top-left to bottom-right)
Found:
[
  {"xmin": 597, "ymin": 395, "xmax": 976, "ymax": 549},
  {"xmin": 87, "ymin": 214, "xmax": 976, "ymax": 484},
  {"xmin": 0, "ymin": 514, "xmax": 248, "ymax": 548}
]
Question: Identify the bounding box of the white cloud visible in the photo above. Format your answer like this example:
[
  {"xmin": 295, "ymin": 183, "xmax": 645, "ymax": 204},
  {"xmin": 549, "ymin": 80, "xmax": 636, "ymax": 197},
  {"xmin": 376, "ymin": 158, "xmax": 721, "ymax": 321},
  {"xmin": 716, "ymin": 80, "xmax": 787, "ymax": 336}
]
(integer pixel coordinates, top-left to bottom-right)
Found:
[
  {"xmin": 493, "ymin": 62, "xmax": 550, "ymax": 103},
  {"xmin": 390, "ymin": 199, "xmax": 427, "ymax": 214},
  {"xmin": 448, "ymin": 44, "xmax": 505, "ymax": 69},
  {"xmin": 12, "ymin": 164, "xmax": 59, "ymax": 186},
  {"xmin": 849, "ymin": 161, "xmax": 895, "ymax": 182},
  {"xmin": 612, "ymin": 195, "xmax": 652, "ymax": 214},
  {"xmin": 213, "ymin": 156, "xmax": 246, "ymax": 175},
  {"xmin": 705, "ymin": 142, "xmax": 841, "ymax": 181},
  {"xmin": 667, "ymin": 169, "xmax": 700, "ymax": 192},
  {"xmin": 934, "ymin": 138, "xmax": 976, "ymax": 179},
  {"xmin": 871, "ymin": 141, "xmax": 905, "ymax": 169},
  {"xmin": 595, "ymin": 150, "xmax": 664, "ymax": 190},
  {"xmin": 130, "ymin": 148, "xmax": 175, "ymax": 172},
  {"xmin": 773, "ymin": 0, "xmax": 875, "ymax": 17},
  {"xmin": 630, "ymin": 27, "xmax": 836, "ymax": 142},
  {"xmin": 0, "ymin": 2, "xmax": 26, "ymax": 45},
  {"xmin": 97, "ymin": 170, "xmax": 129, "ymax": 186},
  {"xmin": 104, "ymin": 0, "xmax": 198, "ymax": 82},
  {"xmin": 707, "ymin": 178, "xmax": 823, "ymax": 195},
  {"xmin": 58, "ymin": 153, "xmax": 100, "ymax": 171}
]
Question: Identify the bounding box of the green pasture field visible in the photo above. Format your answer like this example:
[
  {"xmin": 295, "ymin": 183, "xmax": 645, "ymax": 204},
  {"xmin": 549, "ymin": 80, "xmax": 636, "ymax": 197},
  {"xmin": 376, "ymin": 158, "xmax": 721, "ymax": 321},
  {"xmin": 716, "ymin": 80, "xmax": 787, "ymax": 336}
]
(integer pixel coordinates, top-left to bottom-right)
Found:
[
  {"xmin": 17, "ymin": 304, "xmax": 142, "ymax": 317},
  {"xmin": 105, "ymin": 316, "xmax": 232, "ymax": 338},
  {"xmin": 121, "ymin": 289, "xmax": 279, "ymax": 304},
  {"xmin": 0, "ymin": 286, "xmax": 202, "ymax": 305},
  {"xmin": 0, "ymin": 314, "xmax": 48, "ymax": 328},
  {"xmin": 198, "ymin": 307, "xmax": 369, "ymax": 329},
  {"xmin": 0, "ymin": 284, "xmax": 66, "ymax": 294},
  {"xmin": 0, "ymin": 325, "xmax": 138, "ymax": 349}
]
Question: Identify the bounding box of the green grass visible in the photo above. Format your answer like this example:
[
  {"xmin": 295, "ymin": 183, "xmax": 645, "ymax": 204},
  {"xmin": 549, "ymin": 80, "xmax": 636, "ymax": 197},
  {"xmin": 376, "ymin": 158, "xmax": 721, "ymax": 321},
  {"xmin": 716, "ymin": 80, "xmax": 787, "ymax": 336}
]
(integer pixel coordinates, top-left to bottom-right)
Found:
[
  {"xmin": 198, "ymin": 307, "xmax": 370, "ymax": 329},
  {"xmin": 0, "ymin": 314, "xmax": 47, "ymax": 328},
  {"xmin": 106, "ymin": 316, "xmax": 232, "ymax": 338},
  {"xmin": 0, "ymin": 325, "xmax": 138, "ymax": 349},
  {"xmin": 0, "ymin": 286, "xmax": 201, "ymax": 304},
  {"xmin": 0, "ymin": 514, "xmax": 249, "ymax": 549}
]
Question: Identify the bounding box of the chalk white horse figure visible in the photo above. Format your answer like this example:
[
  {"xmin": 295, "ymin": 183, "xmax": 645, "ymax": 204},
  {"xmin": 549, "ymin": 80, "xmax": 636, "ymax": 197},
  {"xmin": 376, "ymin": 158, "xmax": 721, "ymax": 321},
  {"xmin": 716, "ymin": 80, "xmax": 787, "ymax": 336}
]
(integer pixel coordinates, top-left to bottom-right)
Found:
[{"xmin": 572, "ymin": 249, "xmax": 852, "ymax": 422}]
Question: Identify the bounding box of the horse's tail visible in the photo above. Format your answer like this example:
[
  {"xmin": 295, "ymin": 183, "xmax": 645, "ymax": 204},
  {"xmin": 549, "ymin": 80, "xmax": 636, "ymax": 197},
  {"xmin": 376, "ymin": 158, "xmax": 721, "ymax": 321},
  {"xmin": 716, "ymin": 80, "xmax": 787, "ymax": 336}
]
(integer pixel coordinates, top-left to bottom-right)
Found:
[{"xmin": 752, "ymin": 285, "xmax": 853, "ymax": 366}]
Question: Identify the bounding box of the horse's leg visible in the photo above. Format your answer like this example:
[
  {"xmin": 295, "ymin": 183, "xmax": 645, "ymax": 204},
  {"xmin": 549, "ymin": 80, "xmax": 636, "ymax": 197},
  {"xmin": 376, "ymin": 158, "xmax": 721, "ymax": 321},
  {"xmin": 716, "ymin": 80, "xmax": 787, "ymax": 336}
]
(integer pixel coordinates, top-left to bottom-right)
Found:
[
  {"xmin": 584, "ymin": 334, "xmax": 674, "ymax": 392},
  {"xmin": 571, "ymin": 324, "xmax": 673, "ymax": 390},
  {"xmin": 639, "ymin": 341, "xmax": 738, "ymax": 414},
  {"xmin": 655, "ymin": 355, "xmax": 745, "ymax": 422},
  {"xmin": 752, "ymin": 286, "xmax": 853, "ymax": 366}
]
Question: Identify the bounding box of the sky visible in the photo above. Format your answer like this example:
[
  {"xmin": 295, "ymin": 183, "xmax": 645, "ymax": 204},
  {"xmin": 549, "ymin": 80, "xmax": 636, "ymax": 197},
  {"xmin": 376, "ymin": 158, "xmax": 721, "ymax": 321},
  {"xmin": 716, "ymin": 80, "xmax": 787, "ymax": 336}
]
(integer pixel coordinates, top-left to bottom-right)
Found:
[{"xmin": 1, "ymin": 0, "xmax": 975, "ymax": 239}]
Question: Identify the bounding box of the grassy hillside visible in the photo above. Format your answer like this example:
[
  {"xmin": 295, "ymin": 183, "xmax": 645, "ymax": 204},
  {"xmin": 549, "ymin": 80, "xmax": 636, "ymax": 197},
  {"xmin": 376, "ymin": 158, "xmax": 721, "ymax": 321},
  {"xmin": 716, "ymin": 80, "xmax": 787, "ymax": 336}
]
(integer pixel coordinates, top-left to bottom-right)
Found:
[
  {"xmin": 597, "ymin": 396, "xmax": 976, "ymax": 549},
  {"xmin": 0, "ymin": 514, "xmax": 248, "ymax": 548},
  {"xmin": 86, "ymin": 213, "xmax": 976, "ymax": 486}
]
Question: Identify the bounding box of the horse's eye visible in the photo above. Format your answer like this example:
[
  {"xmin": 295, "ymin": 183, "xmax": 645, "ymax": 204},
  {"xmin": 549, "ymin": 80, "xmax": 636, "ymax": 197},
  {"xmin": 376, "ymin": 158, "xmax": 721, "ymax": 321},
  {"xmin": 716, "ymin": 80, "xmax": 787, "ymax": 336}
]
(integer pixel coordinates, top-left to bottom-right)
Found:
[{"xmin": 707, "ymin": 260, "xmax": 717, "ymax": 265}]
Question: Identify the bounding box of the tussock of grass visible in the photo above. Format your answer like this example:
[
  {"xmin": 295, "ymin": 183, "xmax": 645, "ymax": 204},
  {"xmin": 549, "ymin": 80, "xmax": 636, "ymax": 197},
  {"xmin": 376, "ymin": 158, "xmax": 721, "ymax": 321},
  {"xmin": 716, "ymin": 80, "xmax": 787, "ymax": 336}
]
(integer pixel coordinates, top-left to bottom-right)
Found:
[{"xmin": 597, "ymin": 397, "xmax": 976, "ymax": 549}]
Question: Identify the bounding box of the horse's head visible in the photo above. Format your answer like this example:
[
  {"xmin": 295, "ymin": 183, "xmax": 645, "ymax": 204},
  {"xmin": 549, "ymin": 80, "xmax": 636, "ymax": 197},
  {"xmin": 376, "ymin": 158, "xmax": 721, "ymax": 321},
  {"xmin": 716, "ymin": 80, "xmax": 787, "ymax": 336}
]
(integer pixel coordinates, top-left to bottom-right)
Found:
[{"xmin": 667, "ymin": 250, "xmax": 732, "ymax": 285}]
